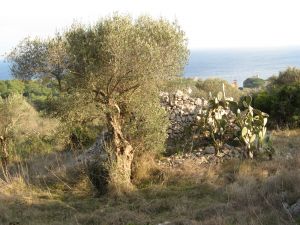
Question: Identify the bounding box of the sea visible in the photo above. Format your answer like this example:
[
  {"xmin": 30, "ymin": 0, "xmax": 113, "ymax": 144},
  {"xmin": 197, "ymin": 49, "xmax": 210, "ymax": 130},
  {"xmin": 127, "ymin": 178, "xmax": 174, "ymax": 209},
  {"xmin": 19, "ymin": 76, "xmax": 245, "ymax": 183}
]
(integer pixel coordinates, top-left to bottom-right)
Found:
[
  {"xmin": 0, "ymin": 60, "xmax": 10, "ymax": 80},
  {"xmin": 1, "ymin": 47, "xmax": 300, "ymax": 86},
  {"xmin": 184, "ymin": 47, "xmax": 300, "ymax": 86}
]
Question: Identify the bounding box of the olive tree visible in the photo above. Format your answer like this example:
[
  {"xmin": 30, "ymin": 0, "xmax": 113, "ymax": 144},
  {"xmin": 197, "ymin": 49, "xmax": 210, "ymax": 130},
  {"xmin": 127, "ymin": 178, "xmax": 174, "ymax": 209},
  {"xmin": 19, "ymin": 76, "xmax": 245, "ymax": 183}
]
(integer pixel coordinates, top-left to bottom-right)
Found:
[
  {"xmin": 64, "ymin": 15, "xmax": 189, "ymax": 191},
  {"xmin": 7, "ymin": 34, "xmax": 68, "ymax": 91},
  {"xmin": 7, "ymin": 37, "xmax": 47, "ymax": 81}
]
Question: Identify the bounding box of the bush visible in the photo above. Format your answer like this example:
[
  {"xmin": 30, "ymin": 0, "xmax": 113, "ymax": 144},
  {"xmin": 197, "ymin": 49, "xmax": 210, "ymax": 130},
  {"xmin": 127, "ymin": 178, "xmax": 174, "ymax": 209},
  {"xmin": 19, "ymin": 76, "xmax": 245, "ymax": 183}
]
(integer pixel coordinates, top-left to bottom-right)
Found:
[
  {"xmin": 276, "ymin": 67, "xmax": 300, "ymax": 85},
  {"xmin": 0, "ymin": 80, "xmax": 56, "ymax": 112},
  {"xmin": 0, "ymin": 80, "xmax": 25, "ymax": 98},
  {"xmin": 195, "ymin": 78, "xmax": 245, "ymax": 101},
  {"xmin": 243, "ymin": 77, "xmax": 265, "ymax": 88},
  {"xmin": 253, "ymin": 83, "xmax": 300, "ymax": 128},
  {"xmin": 161, "ymin": 77, "xmax": 200, "ymax": 97},
  {"xmin": 252, "ymin": 67, "xmax": 300, "ymax": 128}
]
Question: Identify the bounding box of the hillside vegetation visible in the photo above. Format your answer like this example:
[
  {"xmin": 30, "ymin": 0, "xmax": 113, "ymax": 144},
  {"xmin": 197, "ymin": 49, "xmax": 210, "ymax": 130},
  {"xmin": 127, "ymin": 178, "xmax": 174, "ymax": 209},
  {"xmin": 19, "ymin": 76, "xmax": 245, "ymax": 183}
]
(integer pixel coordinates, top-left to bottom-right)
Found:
[{"xmin": 1, "ymin": 14, "xmax": 300, "ymax": 225}]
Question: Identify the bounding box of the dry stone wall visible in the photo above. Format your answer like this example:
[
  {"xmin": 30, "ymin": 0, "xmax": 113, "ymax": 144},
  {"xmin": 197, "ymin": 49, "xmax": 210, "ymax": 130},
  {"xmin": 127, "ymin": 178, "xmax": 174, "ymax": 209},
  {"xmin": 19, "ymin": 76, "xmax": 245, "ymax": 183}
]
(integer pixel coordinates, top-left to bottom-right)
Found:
[{"xmin": 160, "ymin": 90, "xmax": 208, "ymax": 140}]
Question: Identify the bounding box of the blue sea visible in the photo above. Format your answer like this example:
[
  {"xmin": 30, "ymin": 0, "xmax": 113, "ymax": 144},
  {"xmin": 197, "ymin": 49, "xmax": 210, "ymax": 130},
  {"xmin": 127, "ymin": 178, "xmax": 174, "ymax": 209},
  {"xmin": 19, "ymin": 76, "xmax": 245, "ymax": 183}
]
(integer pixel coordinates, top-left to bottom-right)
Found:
[
  {"xmin": 0, "ymin": 60, "xmax": 10, "ymax": 80},
  {"xmin": 185, "ymin": 47, "xmax": 300, "ymax": 86},
  {"xmin": 1, "ymin": 47, "xmax": 300, "ymax": 86}
]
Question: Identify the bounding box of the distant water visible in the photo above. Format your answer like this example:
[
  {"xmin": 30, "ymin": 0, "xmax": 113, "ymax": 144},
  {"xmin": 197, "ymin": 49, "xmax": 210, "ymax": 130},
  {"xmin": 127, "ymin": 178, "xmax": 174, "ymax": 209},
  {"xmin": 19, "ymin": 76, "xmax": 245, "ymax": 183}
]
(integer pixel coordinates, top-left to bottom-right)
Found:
[
  {"xmin": 0, "ymin": 60, "xmax": 11, "ymax": 80},
  {"xmin": 185, "ymin": 47, "xmax": 300, "ymax": 86},
  {"xmin": 1, "ymin": 47, "xmax": 300, "ymax": 85}
]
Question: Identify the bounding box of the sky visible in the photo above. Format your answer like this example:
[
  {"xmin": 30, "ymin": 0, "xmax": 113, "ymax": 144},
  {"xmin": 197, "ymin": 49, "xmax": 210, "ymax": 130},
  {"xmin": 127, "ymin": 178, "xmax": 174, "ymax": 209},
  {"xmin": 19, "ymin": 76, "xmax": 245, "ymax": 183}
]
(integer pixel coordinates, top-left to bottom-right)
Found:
[{"xmin": 1, "ymin": 0, "xmax": 300, "ymax": 57}]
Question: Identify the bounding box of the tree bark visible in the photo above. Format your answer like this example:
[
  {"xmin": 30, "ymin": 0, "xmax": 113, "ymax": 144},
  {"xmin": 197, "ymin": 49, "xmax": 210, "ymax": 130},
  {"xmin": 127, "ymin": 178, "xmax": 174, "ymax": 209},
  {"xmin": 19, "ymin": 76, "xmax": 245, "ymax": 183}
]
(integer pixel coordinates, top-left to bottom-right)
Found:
[
  {"xmin": 0, "ymin": 136, "xmax": 9, "ymax": 180},
  {"xmin": 106, "ymin": 109, "xmax": 134, "ymax": 192}
]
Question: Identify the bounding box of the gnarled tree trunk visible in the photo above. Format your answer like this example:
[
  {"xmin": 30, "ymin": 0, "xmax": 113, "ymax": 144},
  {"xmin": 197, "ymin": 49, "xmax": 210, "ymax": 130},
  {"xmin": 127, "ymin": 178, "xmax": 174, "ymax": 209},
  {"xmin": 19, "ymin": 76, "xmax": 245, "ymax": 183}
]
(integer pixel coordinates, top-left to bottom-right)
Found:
[
  {"xmin": 106, "ymin": 111, "xmax": 134, "ymax": 192},
  {"xmin": 0, "ymin": 136, "xmax": 9, "ymax": 180}
]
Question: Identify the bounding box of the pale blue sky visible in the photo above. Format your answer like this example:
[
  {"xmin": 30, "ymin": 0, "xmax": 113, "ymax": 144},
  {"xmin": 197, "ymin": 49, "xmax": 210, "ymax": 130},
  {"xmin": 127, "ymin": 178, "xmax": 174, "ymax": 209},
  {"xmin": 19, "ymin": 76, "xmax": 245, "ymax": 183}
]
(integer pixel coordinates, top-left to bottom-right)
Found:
[{"xmin": 1, "ymin": 0, "xmax": 300, "ymax": 57}]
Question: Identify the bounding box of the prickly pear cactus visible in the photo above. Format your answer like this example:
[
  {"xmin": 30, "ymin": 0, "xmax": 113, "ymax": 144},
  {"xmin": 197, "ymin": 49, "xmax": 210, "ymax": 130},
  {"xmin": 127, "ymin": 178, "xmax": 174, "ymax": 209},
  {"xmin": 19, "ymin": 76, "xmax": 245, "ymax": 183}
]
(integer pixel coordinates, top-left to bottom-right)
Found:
[
  {"xmin": 199, "ymin": 84, "xmax": 238, "ymax": 155},
  {"xmin": 236, "ymin": 96, "xmax": 269, "ymax": 159},
  {"xmin": 198, "ymin": 84, "xmax": 270, "ymax": 159}
]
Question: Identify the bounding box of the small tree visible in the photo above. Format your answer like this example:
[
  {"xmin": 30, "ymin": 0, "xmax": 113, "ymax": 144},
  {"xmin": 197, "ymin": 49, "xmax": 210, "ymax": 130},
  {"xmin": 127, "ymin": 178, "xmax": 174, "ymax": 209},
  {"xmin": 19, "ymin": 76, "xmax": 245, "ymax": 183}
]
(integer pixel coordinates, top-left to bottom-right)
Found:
[
  {"xmin": 7, "ymin": 38, "xmax": 47, "ymax": 81},
  {"xmin": 64, "ymin": 15, "xmax": 189, "ymax": 192},
  {"xmin": 7, "ymin": 34, "xmax": 69, "ymax": 91},
  {"xmin": 44, "ymin": 34, "xmax": 69, "ymax": 91}
]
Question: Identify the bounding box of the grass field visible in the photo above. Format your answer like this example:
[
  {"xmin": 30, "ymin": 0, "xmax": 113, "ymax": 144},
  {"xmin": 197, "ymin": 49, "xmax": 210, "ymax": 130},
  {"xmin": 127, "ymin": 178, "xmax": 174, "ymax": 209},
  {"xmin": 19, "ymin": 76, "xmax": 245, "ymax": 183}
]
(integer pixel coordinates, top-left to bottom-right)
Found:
[{"xmin": 1, "ymin": 129, "xmax": 300, "ymax": 225}]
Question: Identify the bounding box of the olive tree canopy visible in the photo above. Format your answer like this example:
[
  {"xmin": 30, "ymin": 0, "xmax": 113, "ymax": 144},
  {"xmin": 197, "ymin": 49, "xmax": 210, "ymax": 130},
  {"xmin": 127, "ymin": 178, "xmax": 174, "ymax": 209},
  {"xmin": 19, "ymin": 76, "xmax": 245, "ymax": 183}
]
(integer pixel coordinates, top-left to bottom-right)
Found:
[
  {"xmin": 63, "ymin": 14, "xmax": 189, "ymax": 193},
  {"xmin": 7, "ymin": 34, "xmax": 69, "ymax": 91}
]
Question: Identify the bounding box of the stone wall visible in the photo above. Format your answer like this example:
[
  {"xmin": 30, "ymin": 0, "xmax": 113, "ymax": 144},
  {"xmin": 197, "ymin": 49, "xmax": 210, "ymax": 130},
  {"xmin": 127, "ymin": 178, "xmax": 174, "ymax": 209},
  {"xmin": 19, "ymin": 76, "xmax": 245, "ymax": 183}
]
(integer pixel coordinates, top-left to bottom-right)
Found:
[{"xmin": 160, "ymin": 90, "xmax": 208, "ymax": 140}]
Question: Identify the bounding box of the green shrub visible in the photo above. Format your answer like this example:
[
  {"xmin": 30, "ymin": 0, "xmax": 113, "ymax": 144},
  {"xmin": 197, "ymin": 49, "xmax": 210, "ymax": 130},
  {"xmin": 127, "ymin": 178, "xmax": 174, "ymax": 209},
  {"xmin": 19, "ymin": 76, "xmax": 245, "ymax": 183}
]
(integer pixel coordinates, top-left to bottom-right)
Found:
[
  {"xmin": 252, "ymin": 67, "xmax": 300, "ymax": 128},
  {"xmin": 253, "ymin": 83, "xmax": 300, "ymax": 128},
  {"xmin": 13, "ymin": 135, "xmax": 53, "ymax": 159},
  {"xmin": 195, "ymin": 78, "xmax": 244, "ymax": 101},
  {"xmin": 243, "ymin": 77, "xmax": 265, "ymax": 88},
  {"xmin": 161, "ymin": 77, "xmax": 201, "ymax": 97},
  {"xmin": 276, "ymin": 67, "xmax": 300, "ymax": 85}
]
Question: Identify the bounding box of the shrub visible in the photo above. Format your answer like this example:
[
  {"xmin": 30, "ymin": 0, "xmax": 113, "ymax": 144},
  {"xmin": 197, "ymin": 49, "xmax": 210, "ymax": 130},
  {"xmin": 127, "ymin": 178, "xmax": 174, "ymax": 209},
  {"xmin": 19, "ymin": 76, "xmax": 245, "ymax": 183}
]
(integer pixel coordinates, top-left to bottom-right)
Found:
[
  {"xmin": 276, "ymin": 67, "xmax": 300, "ymax": 85},
  {"xmin": 252, "ymin": 67, "xmax": 300, "ymax": 128},
  {"xmin": 253, "ymin": 83, "xmax": 300, "ymax": 128},
  {"xmin": 195, "ymin": 78, "xmax": 244, "ymax": 101},
  {"xmin": 243, "ymin": 77, "xmax": 265, "ymax": 88}
]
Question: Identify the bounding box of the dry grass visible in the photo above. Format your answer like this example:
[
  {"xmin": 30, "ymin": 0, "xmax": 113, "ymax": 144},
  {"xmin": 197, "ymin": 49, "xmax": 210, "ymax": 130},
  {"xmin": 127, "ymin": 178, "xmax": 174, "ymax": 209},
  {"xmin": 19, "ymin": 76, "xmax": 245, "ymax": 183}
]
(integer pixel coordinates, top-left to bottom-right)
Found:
[{"xmin": 1, "ymin": 130, "xmax": 300, "ymax": 225}]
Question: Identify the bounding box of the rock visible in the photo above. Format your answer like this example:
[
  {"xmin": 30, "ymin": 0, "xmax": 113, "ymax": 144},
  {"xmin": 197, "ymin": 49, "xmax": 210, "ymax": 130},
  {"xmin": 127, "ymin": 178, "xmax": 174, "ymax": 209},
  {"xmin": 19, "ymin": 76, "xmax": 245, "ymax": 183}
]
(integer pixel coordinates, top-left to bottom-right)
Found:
[
  {"xmin": 289, "ymin": 199, "xmax": 300, "ymax": 216},
  {"xmin": 224, "ymin": 143, "xmax": 234, "ymax": 149},
  {"xmin": 195, "ymin": 98, "xmax": 202, "ymax": 106},
  {"xmin": 160, "ymin": 89, "xmax": 209, "ymax": 140},
  {"xmin": 170, "ymin": 113, "xmax": 175, "ymax": 120},
  {"xmin": 198, "ymin": 156, "xmax": 208, "ymax": 164},
  {"xmin": 175, "ymin": 90, "xmax": 183, "ymax": 97},
  {"xmin": 217, "ymin": 152, "xmax": 225, "ymax": 158},
  {"xmin": 204, "ymin": 146, "xmax": 215, "ymax": 154},
  {"xmin": 175, "ymin": 115, "xmax": 182, "ymax": 122},
  {"xmin": 187, "ymin": 115, "xmax": 193, "ymax": 122},
  {"xmin": 222, "ymin": 148, "xmax": 231, "ymax": 155},
  {"xmin": 157, "ymin": 222, "xmax": 171, "ymax": 225},
  {"xmin": 195, "ymin": 152, "xmax": 202, "ymax": 157},
  {"xmin": 76, "ymin": 130, "xmax": 112, "ymax": 195},
  {"xmin": 186, "ymin": 87, "xmax": 192, "ymax": 94}
]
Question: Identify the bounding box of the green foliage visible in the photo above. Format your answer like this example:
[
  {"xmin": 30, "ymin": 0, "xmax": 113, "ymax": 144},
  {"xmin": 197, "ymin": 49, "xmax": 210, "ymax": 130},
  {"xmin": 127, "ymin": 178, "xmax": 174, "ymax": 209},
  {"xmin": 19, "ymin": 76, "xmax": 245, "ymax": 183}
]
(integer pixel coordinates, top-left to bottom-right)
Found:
[
  {"xmin": 6, "ymin": 35, "xmax": 69, "ymax": 91},
  {"xmin": 0, "ymin": 95, "xmax": 33, "ymax": 167},
  {"xmin": 6, "ymin": 37, "xmax": 47, "ymax": 80},
  {"xmin": 13, "ymin": 135, "xmax": 53, "ymax": 158},
  {"xmin": 47, "ymin": 92, "xmax": 103, "ymax": 150},
  {"xmin": 161, "ymin": 77, "xmax": 199, "ymax": 96},
  {"xmin": 62, "ymin": 14, "xmax": 188, "ymax": 154},
  {"xmin": 0, "ymin": 80, "xmax": 25, "ymax": 98},
  {"xmin": 195, "ymin": 78, "xmax": 244, "ymax": 101},
  {"xmin": 124, "ymin": 89, "xmax": 169, "ymax": 154},
  {"xmin": 0, "ymin": 94, "xmax": 59, "ymax": 162},
  {"xmin": 243, "ymin": 77, "xmax": 265, "ymax": 88},
  {"xmin": 0, "ymin": 94, "xmax": 32, "ymax": 140},
  {"xmin": 0, "ymin": 80, "xmax": 56, "ymax": 112},
  {"xmin": 23, "ymin": 80, "xmax": 56, "ymax": 111},
  {"xmin": 275, "ymin": 67, "xmax": 300, "ymax": 85},
  {"xmin": 252, "ymin": 67, "xmax": 300, "ymax": 128},
  {"xmin": 253, "ymin": 73, "xmax": 300, "ymax": 128}
]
